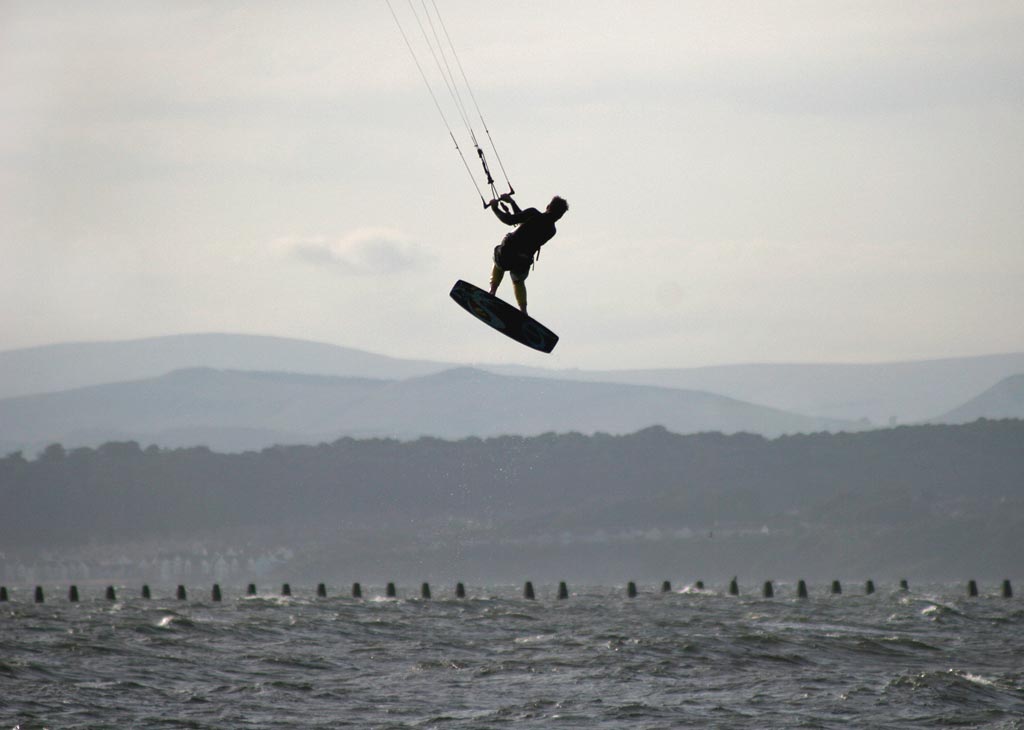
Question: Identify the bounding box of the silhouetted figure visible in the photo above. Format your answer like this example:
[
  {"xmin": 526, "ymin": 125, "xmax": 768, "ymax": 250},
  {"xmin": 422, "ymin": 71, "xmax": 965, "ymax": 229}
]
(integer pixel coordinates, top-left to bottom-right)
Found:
[{"xmin": 488, "ymin": 194, "xmax": 568, "ymax": 315}]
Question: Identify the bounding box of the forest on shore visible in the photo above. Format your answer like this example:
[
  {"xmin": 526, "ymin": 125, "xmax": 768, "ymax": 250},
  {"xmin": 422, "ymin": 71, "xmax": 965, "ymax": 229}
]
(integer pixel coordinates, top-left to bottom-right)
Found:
[{"xmin": 3, "ymin": 419, "xmax": 1021, "ymax": 557}]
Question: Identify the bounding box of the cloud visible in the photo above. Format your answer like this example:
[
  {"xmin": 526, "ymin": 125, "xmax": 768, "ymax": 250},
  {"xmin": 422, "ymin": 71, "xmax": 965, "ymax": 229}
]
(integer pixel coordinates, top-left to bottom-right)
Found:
[{"xmin": 275, "ymin": 228, "xmax": 435, "ymax": 275}]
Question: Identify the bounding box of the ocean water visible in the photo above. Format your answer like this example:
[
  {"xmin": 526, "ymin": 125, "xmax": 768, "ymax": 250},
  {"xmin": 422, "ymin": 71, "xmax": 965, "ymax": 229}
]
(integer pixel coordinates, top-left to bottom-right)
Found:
[{"xmin": 2, "ymin": 582, "xmax": 1022, "ymax": 729}]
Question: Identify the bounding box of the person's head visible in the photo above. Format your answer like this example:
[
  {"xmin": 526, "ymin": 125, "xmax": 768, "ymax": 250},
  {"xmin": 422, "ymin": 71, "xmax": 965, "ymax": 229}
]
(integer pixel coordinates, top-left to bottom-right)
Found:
[{"xmin": 546, "ymin": 196, "xmax": 569, "ymax": 220}]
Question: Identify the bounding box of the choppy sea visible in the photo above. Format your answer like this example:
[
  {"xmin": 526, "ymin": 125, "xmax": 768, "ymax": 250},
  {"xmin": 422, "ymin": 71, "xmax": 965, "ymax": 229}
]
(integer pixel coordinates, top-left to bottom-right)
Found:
[{"xmin": 2, "ymin": 582, "xmax": 1022, "ymax": 729}]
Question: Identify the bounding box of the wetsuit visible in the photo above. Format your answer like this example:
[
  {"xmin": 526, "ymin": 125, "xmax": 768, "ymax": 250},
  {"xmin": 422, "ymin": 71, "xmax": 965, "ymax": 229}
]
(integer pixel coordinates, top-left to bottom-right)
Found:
[
  {"xmin": 489, "ymin": 202, "xmax": 559, "ymax": 313},
  {"xmin": 492, "ymin": 206, "xmax": 558, "ymax": 279}
]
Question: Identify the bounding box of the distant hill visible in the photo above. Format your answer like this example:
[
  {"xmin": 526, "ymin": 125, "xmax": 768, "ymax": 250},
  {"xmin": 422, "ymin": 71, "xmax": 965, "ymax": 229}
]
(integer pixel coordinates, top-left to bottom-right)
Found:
[
  {"xmin": 3, "ymin": 334, "xmax": 1023, "ymax": 426},
  {"xmin": 0, "ymin": 333, "xmax": 448, "ymax": 399},
  {"xmin": 937, "ymin": 374, "xmax": 1024, "ymax": 423},
  {"xmin": 488, "ymin": 354, "xmax": 1024, "ymax": 424},
  {"xmin": 0, "ymin": 367, "xmax": 855, "ymax": 454}
]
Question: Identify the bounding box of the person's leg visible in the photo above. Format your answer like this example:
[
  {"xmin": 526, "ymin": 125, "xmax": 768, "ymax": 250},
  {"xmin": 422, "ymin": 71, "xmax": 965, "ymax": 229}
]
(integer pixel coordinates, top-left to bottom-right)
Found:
[
  {"xmin": 510, "ymin": 271, "xmax": 528, "ymax": 314},
  {"xmin": 489, "ymin": 264, "xmax": 505, "ymax": 295},
  {"xmin": 512, "ymin": 280, "xmax": 527, "ymax": 314}
]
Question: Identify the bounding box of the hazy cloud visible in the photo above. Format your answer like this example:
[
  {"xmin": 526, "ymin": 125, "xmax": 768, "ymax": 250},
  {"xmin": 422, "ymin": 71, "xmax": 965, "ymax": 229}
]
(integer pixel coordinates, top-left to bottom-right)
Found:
[{"xmin": 276, "ymin": 228, "xmax": 434, "ymax": 275}]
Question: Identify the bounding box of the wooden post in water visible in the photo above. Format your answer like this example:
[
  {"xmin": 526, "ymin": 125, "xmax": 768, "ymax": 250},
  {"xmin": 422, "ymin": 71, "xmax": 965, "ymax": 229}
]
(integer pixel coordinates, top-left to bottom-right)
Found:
[
  {"xmin": 967, "ymin": 579, "xmax": 978, "ymax": 597},
  {"xmin": 763, "ymin": 581, "xmax": 774, "ymax": 598},
  {"xmin": 865, "ymin": 580, "xmax": 875, "ymax": 595},
  {"xmin": 831, "ymin": 580, "xmax": 842, "ymax": 595},
  {"xmin": 212, "ymin": 584, "xmax": 222, "ymax": 602},
  {"xmin": 421, "ymin": 583, "xmax": 431, "ymax": 599},
  {"xmin": 627, "ymin": 581, "xmax": 638, "ymax": 598},
  {"xmin": 386, "ymin": 582, "xmax": 397, "ymax": 598},
  {"xmin": 141, "ymin": 584, "xmax": 152, "ymax": 599},
  {"xmin": 177, "ymin": 585, "xmax": 187, "ymax": 600},
  {"xmin": 1002, "ymin": 580, "xmax": 1013, "ymax": 598},
  {"xmin": 0, "ymin": 586, "xmax": 7, "ymax": 601},
  {"xmin": 558, "ymin": 581, "xmax": 569, "ymax": 600},
  {"xmin": 728, "ymin": 578, "xmax": 739, "ymax": 596},
  {"xmin": 69, "ymin": 585, "xmax": 80, "ymax": 602},
  {"xmin": 35, "ymin": 586, "xmax": 44, "ymax": 603},
  {"xmin": 456, "ymin": 582, "xmax": 466, "ymax": 599},
  {"xmin": 797, "ymin": 580, "xmax": 808, "ymax": 599},
  {"xmin": 661, "ymin": 581, "xmax": 672, "ymax": 593},
  {"xmin": 695, "ymin": 580, "xmax": 705, "ymax": 590},
  {"xmin": 247, "ymin": 583, "xmax": 257, "ymax": 596},
  {"xmin": 105, "ymin": 586, "xmax": 116, "ymax": 601},
  {"xmin": 352, "ymin": 582, "xmax": 363, "ymax": 599},
  {"xmin": 281, "ymin": 583, "xmax": 292, "ymax": 597},
  {"xmin": 899, "ymin": 579, "xmax": 909, "ymax": 591},
  {"xmin": 523, "ymin": 581, "xmax": 535, "ymax": 600},
  {"xmin": 317, "ymin": 583, "xmax": 327, "ymax": 598}
]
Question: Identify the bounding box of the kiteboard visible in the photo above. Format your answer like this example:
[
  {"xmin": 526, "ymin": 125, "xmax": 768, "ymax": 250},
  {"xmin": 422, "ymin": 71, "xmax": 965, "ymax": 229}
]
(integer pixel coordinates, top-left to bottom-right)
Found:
[{"xmin": 450, "ymin": 279, "xmax": 559, "ymax": 353}]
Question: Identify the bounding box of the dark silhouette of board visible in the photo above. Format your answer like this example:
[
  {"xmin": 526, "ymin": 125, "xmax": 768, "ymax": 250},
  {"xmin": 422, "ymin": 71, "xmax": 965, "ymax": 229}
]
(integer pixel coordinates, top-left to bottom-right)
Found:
[{"xmin": 450, "ymin": 279, "xmax": 559, "ymax": 353}]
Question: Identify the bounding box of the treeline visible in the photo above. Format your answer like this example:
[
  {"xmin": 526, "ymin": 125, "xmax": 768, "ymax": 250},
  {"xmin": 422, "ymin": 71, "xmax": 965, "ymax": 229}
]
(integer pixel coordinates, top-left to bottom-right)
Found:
[{"xmin": 1, "ymin": 420, "xmax": 1023, "ymax": 548}]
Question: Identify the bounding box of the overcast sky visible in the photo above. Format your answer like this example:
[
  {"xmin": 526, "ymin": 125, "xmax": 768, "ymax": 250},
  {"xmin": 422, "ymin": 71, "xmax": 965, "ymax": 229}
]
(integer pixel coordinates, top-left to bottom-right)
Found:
[{"xmin": 2, "ymin": 1, "xmax": 1022, "ymax": 369}]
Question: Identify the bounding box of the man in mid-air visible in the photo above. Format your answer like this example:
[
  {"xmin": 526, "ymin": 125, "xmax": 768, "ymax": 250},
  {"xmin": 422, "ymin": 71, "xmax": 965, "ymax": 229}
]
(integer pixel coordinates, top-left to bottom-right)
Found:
[{"xmin": 487, "ymin": 193, "xmax": 568, "ymax": 316}]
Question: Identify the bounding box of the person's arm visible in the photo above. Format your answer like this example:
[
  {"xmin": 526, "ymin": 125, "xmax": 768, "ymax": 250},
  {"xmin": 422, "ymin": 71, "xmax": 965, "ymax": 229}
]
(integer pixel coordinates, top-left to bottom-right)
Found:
[{"xmin": 489, "ymin": 194, "xmax": 525, "ymax": 225}]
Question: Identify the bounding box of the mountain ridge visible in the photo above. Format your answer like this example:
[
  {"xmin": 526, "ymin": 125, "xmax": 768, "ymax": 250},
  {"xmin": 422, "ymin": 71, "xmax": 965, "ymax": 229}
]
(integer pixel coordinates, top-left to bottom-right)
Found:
[
  {"xmin": 0, "ymin": 366, "xmax": 856, "ymax": 454},
  {"xmin": 0, "ymin": 332, "xmax": 447, "ymax": 400},
  {"xmin": 2, "ymin": 333, "xmax": 1023, "ymax": 427},
  {"xmin": 937, "ymin": 373, "xmax": 1024, "ymax": 423}
]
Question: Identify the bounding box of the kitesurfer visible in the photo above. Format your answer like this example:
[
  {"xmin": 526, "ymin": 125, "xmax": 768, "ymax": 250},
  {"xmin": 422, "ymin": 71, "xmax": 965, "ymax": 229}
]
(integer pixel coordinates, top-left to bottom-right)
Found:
[{"xmin": 487, "ymin": 194, "xmax": 568, "ymax": 315}]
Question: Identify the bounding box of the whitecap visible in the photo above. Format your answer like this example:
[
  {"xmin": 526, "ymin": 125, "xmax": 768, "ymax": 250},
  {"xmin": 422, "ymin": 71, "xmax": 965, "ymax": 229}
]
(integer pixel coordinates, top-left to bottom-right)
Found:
[
  {"xmin": 960, "ymin": 671, "xmax": 996, "ymax": 687},
  {"xmin": 514, "ymin": 634, "xmax": 553, "ymax": 645}
]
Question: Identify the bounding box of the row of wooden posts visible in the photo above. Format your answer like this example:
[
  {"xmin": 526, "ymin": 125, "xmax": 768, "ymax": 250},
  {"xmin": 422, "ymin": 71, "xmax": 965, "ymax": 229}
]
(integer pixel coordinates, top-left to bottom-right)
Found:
[{"xmin": 0, "ymin": 578, "xmax": 1014, "ymax": 603}]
